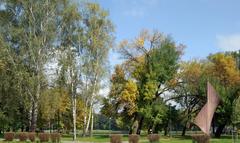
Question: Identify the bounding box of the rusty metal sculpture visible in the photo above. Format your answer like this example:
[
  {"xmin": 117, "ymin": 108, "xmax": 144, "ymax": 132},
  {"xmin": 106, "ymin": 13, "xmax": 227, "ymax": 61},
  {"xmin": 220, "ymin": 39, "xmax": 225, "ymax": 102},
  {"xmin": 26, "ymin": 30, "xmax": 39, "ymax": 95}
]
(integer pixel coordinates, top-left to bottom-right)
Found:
[
  {"xmin": 194, "ymin": 82, "xmax": 221, "ymax": 135},
  {"xmin": 192, "ymin": 82, "xmax": 221, "ymax": 143}
]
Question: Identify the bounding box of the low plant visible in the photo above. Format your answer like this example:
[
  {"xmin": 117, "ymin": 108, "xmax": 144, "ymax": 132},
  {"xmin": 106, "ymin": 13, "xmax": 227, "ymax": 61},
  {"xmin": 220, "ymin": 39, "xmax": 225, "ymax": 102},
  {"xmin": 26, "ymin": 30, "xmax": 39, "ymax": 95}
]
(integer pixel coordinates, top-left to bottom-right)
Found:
[
  {"xmin": 28, "ymin": 132, "xmax": 36, "ymax": 142},
  {"xmin": 38, "ymin": 133, "xmax": 49, "ymax": 142},
  {"xmin": 147, "ymin": 134, "xmax": 160, "ymax": 143},
  {"xmin": 192, "ymin": 134, "xmax": 210, "ymax": 143},
  {"xmin": 50, "ymin": 133, "xmax": 61, "ymax": 143},
  {"xmin": 4, "ymin": 132, "xmax": 15, "ymax": 141},
  {"xmin": 129, "ymin": 134, "xmax": 140, "ymax": 143},
  {"xmin": 110, "ymin": 134, "xmax": 122, "ymax": 143},
  {"xmin": 18, "ymin": 132, "xmax": 28, "ymax": 141}
]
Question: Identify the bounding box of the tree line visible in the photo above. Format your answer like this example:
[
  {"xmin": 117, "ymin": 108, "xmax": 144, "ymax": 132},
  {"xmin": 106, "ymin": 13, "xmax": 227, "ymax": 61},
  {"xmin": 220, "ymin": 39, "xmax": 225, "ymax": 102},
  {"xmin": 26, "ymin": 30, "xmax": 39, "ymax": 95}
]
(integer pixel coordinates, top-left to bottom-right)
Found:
[{"xmin": 0, "ymin": 0, "xmax": 113, "ymax": 140}]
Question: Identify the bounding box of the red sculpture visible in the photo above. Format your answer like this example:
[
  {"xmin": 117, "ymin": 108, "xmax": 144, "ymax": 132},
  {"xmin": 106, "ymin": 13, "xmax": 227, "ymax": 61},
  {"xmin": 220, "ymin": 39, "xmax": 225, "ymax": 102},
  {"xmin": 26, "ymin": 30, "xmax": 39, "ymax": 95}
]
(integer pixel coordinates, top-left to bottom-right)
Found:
[{"xmin": 194, "ymin": 82, "xmax": 221, "ymax": 135}]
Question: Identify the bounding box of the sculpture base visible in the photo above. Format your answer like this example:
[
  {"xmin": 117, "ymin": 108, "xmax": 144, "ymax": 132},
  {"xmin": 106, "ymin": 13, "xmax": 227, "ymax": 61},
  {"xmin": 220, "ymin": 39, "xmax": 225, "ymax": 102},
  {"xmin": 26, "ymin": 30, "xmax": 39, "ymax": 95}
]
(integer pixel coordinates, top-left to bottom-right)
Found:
[{"xmin": 192, "ymin": 134, "xmax": 210, "ymax": 143}]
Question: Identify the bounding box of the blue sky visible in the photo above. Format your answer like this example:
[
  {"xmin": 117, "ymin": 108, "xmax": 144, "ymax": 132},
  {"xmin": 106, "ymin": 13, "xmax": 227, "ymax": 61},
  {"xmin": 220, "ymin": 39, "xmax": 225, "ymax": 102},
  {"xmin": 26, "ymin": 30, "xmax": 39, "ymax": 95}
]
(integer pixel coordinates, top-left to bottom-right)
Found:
[{"xmin": 94, "ymin": 0, "xmax": 240, "ymax": 68}]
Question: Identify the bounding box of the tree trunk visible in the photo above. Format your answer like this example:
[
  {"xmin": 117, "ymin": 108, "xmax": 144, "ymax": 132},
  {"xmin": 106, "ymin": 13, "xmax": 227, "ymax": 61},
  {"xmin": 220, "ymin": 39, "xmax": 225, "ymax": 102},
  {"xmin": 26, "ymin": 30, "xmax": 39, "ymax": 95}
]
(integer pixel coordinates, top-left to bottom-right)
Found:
[
  {"xmin": 214, "ymin": 123, "xmax": 226, "ymax": 138},
  {"xmin": 181, "ymin": 121, "xmax": 188, "ymax": 136},
  {"xmin": 164, "ymin": 126, "xmax": 168, "ymax": 136},
  {"xmin": 57, "ymin": 110, "xmax": 60, "ymax": 133},
  {"xmin": 182, "ymin": 125, "xmax": 187, "ymax": 136},
  {"xmin": 83, "ymin": 77, "xmax": 97, "ymax": 137},
  {"xmin": 153, "ymin": 124, "xmax": 158, "ymax": 133},
  {"xmin": 129, "ymin": 115, "xmax": 137, "ymax": 134},
  {"xmin": 137, "ymin": 117, "xmax": 144, "ymax": 135},
  {"xmin": 212, "ymin": 119, "xmax": 215, "ymax": 134},
  {"xmin": 71, "ymin": 88, "xmax": 77, "ymax": 141},
  {"xmin": 49, "ymin": 121, "xmax": 51, "ymax": 133},
  {"xmin": 84, "ymin": 103, "xmax": 92, "ymax": 136},
  {"xmin": 82, "ymin": 116, "xmax": 87, "ymax": 136},
  {"xmin": 131, "ymin": 119, "xmax": 139, "ymax": 134},
  {"xmin": 70, "ymin": 66, "xmax": 77, "ymax": 141},
  {"xmin": 30, "ymin": 67, "xmax": 41, "ymax": 132},
  {"xmin": 82, "ymin": 103, "xmax": 88, "ymax": 136},
  {"xmin": 30, "ymin": 101, "xmax": 38, "ymax": 132},
  {"xmin": 90, "ymin": 108, "xmax": 94, "ymax": 137}
]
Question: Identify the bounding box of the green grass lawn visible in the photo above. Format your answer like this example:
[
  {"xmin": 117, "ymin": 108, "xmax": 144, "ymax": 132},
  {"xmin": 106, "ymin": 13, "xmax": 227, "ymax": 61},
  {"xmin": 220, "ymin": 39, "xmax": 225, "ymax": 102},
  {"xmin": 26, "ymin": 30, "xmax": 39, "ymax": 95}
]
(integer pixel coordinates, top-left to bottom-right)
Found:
[
  {"xmin": 65, "ymin": 135, "xmax": 233, "ymax": 143},
  {"xmin": 140, "ymin": 138, "xmax": 232, "ymax": 143},
  {"xmin": 0, "ymin": 134, "xmax": 234, "ymax": 143},
  {"xmin": 60, "ymin": 134, "xmax": 131, "ymax": 142}
]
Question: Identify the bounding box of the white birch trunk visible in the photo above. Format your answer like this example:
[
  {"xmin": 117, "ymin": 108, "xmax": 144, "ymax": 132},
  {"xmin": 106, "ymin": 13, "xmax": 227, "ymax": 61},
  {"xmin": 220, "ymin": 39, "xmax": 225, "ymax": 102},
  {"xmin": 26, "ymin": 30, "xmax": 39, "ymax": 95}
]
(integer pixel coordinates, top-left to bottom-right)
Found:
[
  {"xmin": 30, "ymin": 69, "xmax": 41, "ymax": 131},
  {"xmin": 90, "ymin": 107, "xmax": 94, "ymax": 137},
  {"xmin": 70, "ymin": 67, "xmax": 77, "ymax": 141},
  {"xmin": 82, "ymin": 80, "xmax": 89, "ymax": 137},
  {"xmin": 72, "ymin": 93, "xmax": 77, "ymax": 141},
  {"xmin": 85, "ymin": 102, "xmax": 92, "ymax": 135},
  {"xmin": 83, "ymin": 76, "xmax": 97, "ymax": 136}
]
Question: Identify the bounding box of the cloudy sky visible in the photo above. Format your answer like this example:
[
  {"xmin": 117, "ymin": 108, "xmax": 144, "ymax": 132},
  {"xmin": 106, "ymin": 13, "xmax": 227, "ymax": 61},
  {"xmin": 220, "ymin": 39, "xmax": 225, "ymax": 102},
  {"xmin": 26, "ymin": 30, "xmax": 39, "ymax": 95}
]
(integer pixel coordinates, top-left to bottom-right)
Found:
[{"xmin": 94, "ymin": 0, "xmax": 240, "ymax": 68}]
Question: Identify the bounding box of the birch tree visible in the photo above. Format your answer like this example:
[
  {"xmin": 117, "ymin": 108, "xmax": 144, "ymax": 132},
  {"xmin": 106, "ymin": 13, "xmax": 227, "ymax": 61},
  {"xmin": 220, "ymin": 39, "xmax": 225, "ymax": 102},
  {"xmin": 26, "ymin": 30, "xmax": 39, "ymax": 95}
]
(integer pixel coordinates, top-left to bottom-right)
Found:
[
  {"xmin": 80, "ymin": 3, "xmax": 114, "ymax": 136},
  {"xmin": 0, "ymin": 0, "xmax": 58, "ymax": 131},
  {"xmin": 57, "ymin": 0, "xmax": 82, "ymax": 140},
  {"xmin": 0, "ymin": 0, "xmax": 114, "ymax": 136}
]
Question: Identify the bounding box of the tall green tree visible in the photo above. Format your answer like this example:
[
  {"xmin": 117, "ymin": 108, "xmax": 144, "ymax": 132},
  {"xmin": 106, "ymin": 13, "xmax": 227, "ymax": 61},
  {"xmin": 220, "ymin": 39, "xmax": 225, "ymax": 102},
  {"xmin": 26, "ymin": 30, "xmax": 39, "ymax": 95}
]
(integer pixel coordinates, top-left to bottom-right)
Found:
[
  {"xmin": 170, "ymin": 60, "xmax": 209, "ymax": 136},
  {"xmin": 0, "ymin": 0, "xmax": 114, "ymax": 136},
  {"xmin": 57, "ymin": 0, "xmax": 82, "ymax": 139},
  {"xmin": 207, "ymin": 53, "xmax": 240, "ymax": 137},
  {"xmin": 102, "ymin": 30, "xmax": 183, "ymax": 134},
  {"xmin": 80, "ymin": 2, "xmax": 114, "ymax": 137},
  {"xmin": 0, "ymin": 0, "xmax": 59, "ymax": 131}
]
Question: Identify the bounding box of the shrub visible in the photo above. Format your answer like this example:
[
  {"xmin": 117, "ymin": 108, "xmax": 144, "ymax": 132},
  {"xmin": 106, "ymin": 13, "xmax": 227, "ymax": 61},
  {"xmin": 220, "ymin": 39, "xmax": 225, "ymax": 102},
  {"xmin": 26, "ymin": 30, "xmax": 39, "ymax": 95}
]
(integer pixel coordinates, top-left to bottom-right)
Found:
[
  {"xmin": 110, "ymin": 134, "xmax": 122, "ymax": 143},
  {"xmin": 38, "ymin": 133, "xmax": 50, "ymax": 142},
  {"xmin": 147, "ymin": 134, "xmax": 160, "ymax": 143},
  {"xmin": 50, "ymin": 133, "xmax": 61, "ymax": 143},
  {"xmin": 129, "ymin": 134, "xmax": 140, "ymax": 143},
  {"xmin": 18, "ymin": 132, "xmax": 28, "ymax": 141},
  {"xmin": 28, "ymin": 132, "xmax": 36, "ymax": 142},
  {"xmin": 4, "ymin": 132, "xmax": 15, "ymax": 141},
  {"xmin": 192, "ymin": 134, "xmax": 210, "ymax": 143}
]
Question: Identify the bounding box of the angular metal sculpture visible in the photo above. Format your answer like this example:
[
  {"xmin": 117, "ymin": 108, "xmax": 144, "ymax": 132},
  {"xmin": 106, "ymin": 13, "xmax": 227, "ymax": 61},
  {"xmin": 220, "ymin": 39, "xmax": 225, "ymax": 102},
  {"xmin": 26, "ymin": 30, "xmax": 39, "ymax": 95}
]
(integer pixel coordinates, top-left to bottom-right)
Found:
[{"xmin": 194, "ymin": 82, "xmax": 221, "ymax": 135}]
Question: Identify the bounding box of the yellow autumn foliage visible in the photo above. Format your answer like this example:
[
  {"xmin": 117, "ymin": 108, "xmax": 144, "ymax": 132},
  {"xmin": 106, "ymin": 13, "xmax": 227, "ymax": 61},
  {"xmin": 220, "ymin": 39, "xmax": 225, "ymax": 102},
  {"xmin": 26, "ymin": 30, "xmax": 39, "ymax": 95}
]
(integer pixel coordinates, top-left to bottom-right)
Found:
[
  {"xmin": 136, "ymin": 38, "xmax": 144, "ymax": 47},
  {"xmin": 121, "ymin": 80, "xmax": 138, "ymax": 102},
  {"xmin": 120, "ymin": 80, "xmax": 139, "ymax": 115},
  {"xmin": 210, "ymin": 53, "xmax": 240, "ymax": 86}
]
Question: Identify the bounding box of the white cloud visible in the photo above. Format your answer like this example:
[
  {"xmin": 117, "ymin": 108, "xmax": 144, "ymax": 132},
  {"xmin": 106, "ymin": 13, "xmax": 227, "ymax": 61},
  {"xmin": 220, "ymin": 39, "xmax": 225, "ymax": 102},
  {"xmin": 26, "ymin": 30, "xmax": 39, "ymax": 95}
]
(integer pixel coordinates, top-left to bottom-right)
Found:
[
  {"xmin": 216, "ymin": 34, "xmax": 240, "ymax": 51},
  {"xmin": 121, "ymin": 0, "xmax": 160, "ymax": 18},
  {"xmin": 123, "ymin": 8, "xmax": 144, "ymax": 17}
]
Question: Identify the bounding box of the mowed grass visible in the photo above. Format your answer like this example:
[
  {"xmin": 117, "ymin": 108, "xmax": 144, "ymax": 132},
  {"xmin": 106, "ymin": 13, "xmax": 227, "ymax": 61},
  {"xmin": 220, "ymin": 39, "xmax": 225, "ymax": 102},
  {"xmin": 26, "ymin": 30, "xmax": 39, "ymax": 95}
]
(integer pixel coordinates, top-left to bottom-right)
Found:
[
  {"xmin": 141, "ymin": 138, "xmax": 232, "ymax": 143},
  {"xmin": 0, "ymin": 134, "xmax": 234, "ymax": 143},
  {"xmin": 61, "ymin": 134, "xmax": 130, "ymax": 142},
  {"xmin": 64, "ymin": 134, "xmax": 233, "ymax": 143}
]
